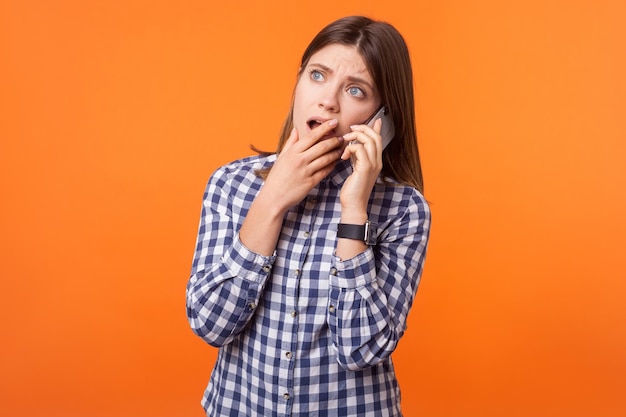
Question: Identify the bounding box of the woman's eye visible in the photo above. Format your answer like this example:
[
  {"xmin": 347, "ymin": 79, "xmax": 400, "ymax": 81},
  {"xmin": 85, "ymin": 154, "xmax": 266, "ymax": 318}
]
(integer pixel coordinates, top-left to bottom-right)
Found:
[
  {"xmin": 310, "ymin": 70, "xmax": 324, "ymax": 81},
  {"xmin": 348, "ymin": 86, "xmax": 365, "ymax": 98}
]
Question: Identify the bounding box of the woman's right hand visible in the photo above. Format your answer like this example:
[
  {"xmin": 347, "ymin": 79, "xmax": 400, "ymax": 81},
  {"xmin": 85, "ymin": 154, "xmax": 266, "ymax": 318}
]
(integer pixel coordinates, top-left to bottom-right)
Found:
[
  {"xmin": 263, "ymin": 119, "xmax": 344, "ymax": 213},
  {"xmin": 239, "ymin": 119, "xmax": 343, "ymax": 256}
]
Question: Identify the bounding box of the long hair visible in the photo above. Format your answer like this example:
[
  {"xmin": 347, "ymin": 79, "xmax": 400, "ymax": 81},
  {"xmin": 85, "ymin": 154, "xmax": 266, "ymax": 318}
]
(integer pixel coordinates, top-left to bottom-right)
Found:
[{"xmin": 255, "ymin": 16, "xmax": 425, "ymax": 194}]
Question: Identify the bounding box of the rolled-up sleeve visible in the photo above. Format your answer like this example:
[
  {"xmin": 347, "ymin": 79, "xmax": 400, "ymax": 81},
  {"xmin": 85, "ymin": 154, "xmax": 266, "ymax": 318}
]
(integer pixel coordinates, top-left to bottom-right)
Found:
[
  {"xmin": 327, "ymin": 190, "xmax": 431, "ymax": 370},
  {"xmin": 186, "ymin": 166, "xmax": 275, "ymax": 347}
]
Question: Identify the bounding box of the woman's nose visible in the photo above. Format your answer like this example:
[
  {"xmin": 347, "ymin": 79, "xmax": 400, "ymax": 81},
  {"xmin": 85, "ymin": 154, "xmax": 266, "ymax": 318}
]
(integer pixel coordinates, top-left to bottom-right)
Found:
[{"xmin": 317, "ymin": 89, "xmax": 339, "ymax": 112}]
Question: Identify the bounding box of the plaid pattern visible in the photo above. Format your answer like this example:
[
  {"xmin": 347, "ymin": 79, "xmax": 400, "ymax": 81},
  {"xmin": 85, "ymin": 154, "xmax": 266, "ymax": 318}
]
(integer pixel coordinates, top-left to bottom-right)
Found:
[{"xmin": 187, "ymin": 154, "xmax": 430, "ymax": 417}]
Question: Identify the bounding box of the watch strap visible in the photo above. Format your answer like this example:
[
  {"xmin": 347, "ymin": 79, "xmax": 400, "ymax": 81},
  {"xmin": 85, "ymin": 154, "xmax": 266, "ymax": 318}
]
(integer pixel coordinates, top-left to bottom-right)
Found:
[
  {"xmin": 337, "ymin": 221, "xmax": 377, "ymax": 245},
  {"xmin": 336, "ymin": 223, "xmax": 366, "ymax": 241}
]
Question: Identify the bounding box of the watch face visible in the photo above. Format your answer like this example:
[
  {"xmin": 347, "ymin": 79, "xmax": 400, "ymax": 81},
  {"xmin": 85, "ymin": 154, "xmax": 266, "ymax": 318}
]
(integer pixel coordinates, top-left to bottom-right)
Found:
[{"xmin": 365, "ymin": 222, "xmax": 378, "ymax": 245}]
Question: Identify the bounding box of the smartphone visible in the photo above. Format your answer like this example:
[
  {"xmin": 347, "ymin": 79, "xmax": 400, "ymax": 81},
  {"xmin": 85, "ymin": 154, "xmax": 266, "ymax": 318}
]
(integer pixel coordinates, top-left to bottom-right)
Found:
[{"xmin": 365, "ymin": 106, "xmax": 395, "ymax": 150}]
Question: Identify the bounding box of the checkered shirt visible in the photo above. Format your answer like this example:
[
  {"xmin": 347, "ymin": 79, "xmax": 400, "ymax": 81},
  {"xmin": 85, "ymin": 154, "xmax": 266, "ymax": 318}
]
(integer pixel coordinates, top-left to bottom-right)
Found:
[{"xmin": 187, "ymin": 154, "xmax": 430, "ymax": 417}]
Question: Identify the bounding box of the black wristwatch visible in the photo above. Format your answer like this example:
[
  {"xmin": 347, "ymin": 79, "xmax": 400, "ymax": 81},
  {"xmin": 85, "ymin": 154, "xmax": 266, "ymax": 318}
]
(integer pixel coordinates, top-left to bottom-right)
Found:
[{"xmin": 337, "ymin": 220, "xmax": 378, "ymax": 245}]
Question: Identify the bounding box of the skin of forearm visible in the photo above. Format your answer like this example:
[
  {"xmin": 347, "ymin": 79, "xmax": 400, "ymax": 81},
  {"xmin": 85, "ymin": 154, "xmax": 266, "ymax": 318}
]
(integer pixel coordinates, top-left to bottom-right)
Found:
[{"xmin": 238, "ymin": 187, "xmax": 289, "ymax": 257}]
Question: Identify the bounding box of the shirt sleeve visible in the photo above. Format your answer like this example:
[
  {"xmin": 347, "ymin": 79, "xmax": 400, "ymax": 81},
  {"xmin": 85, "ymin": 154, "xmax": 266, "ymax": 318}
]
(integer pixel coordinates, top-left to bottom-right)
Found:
[
  {"xmin": 186, "ymin": 167, "xmax": 276, "ymax": 347},
  {"xmin": 327, "ymin": 190, "xmax": 431, "ymax": 370}
]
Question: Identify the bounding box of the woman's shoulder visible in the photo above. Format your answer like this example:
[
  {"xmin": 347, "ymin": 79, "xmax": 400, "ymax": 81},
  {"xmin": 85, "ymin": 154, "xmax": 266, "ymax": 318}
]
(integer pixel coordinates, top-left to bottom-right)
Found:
[
  {"xmin": 376, "ymin": 178, "xmax": 427, "ymax": 203},
  {"xmin": 370, "ymin": 181, "xmax": 430, "ymax": 221},
  {"xmin": 213, "ymin": 153, "xmax": 276, "ymax": 176},
  {"xmin": 206, "ymin": 153, "xmax": 276, "ymax": 189}
]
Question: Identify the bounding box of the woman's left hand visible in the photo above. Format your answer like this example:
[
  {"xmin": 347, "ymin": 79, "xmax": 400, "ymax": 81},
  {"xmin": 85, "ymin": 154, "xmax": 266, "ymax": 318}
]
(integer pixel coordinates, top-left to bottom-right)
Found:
[{"xmin": 339, "ymin": 118, "xmax": 384, "ymax": 213}]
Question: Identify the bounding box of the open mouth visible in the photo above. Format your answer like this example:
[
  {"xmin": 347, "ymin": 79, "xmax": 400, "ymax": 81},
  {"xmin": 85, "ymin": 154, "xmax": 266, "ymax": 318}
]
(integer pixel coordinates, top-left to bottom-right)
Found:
[
  {"xmin": 307, "ymin": 118, "xmax": 337, "ymax": 137},
  {"xmin": 307, "ymin": 119, "xmax": 323, "ymax": 130}
]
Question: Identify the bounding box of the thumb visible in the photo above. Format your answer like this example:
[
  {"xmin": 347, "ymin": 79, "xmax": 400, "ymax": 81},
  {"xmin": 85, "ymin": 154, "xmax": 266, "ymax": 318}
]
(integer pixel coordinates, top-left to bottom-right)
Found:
[
  {"xmin": 282, "ymin": 127, "xmax": 299, "ymax": 151},
  {"xmin": 374, "ymin": 117, "xmax": 383, "ymax": 134}
]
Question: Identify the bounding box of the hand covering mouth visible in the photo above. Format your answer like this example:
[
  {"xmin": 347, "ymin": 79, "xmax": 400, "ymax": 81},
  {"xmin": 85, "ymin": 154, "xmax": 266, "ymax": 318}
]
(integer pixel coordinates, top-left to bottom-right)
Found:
[{"xmin": 307, "ymin": 118, "xmax": 337, "ymax": 136}]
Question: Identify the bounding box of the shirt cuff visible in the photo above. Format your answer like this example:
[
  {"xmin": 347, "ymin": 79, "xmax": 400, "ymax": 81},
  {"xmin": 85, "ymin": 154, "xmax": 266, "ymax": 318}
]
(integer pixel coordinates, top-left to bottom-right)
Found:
[
  {"xmin": 223, "ymin": 233, "xmax": 277, "ymax": 282},
  {"xmin": 330, "ymin": 247, "xmax": 377, "ymax": 289}
]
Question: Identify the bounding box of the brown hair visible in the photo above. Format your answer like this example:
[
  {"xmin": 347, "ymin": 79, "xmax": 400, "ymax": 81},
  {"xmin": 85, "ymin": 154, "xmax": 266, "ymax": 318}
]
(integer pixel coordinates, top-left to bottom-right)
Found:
[{"xmin": 254, "ymin": 16, "xmax": 425, "ymax": 194}]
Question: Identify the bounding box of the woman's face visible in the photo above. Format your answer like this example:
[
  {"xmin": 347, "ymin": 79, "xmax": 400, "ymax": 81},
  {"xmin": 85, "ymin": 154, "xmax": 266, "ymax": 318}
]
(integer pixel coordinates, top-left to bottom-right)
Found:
[{"xmin": 292, "ymin": 43, "xmax": 381, "ymax": 141}]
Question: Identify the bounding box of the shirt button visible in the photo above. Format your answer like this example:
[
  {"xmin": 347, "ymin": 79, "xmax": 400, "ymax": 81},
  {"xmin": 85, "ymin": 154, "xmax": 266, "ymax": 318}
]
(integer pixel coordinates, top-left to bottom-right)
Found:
[
  {"xmin": 285, "ymin": 351, "xmax": 293, "ymax": 359},
  {"xmin": 294, "ymin": 269, "xmax": 300, "ymax": 276},
  {"xmin": 283, "ymin": 393, "xmax": 290, "ymax": 400},
  {"xmin": 329, "ymin": 305, "xmax": 336, "ymax": 313},
  {"xmin": 303, "ymin": 231, "xmax": 310, "ymax": 238},
  {"xmin": 290, "ymin": 310, "xmax": 298, "ymax": 317},
  {"xmin": 262, "ymin": 265, "xmax": 271, "ymax": 273},
  {"xmin": 248, "ymin": 302, "xmax": 257, "ymax": 310},
  {"xmin": 330, "ymin": 267, "xmax": 338, "ymax": 276}
]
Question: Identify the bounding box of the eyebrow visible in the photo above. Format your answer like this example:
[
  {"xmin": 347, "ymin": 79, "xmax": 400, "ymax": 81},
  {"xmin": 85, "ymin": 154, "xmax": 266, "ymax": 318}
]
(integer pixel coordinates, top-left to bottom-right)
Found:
[{"xmin": 308, "ymin": 63, "xmax": 375, "ymax": 91}]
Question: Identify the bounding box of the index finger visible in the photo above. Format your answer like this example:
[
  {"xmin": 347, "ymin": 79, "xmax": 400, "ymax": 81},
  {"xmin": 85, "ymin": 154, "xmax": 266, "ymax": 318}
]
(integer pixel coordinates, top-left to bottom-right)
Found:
[{"xmin": 301, "ymin": 118, "xmax": 339, "ymax": 145}]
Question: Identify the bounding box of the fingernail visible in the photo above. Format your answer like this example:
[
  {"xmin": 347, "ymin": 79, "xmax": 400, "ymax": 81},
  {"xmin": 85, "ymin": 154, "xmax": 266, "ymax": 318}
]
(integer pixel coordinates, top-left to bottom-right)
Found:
[{"xmin": 328, "ymin": 119, "xmax": 338, "ymax": 127}]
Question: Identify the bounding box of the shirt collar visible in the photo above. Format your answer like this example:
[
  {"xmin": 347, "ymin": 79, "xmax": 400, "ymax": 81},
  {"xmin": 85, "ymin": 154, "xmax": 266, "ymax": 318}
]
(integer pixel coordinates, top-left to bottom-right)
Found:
[
  {"xmin": 268, "ymin": 154, "xmax": 353, "ymax": 187},
  {"xmin": 326, "ymin": 158, "xmax": 353, "ymax": 187}
]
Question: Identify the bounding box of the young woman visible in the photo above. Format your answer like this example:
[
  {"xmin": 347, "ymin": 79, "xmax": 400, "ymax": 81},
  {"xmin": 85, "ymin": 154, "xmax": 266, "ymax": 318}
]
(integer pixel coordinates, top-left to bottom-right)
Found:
[{"xmin": 187, "ymin": 15, "xmax": 431, "ymax": 417}]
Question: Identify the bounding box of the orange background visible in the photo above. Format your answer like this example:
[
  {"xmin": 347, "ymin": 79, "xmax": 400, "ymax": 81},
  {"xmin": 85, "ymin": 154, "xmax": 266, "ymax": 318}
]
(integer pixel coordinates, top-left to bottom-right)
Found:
[{"xmin": 1, "ymin": 1, "xmax": 625, "ymax": 416}]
